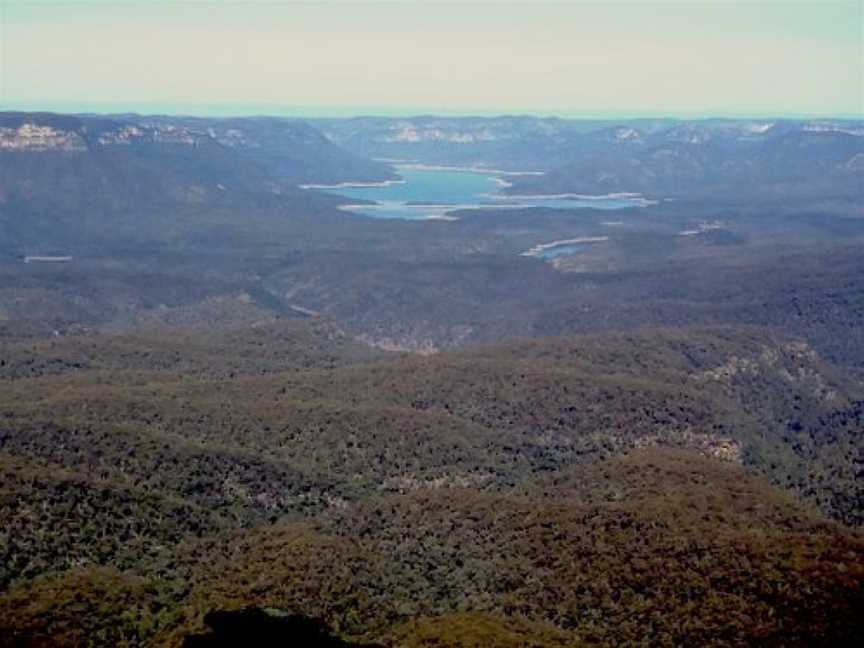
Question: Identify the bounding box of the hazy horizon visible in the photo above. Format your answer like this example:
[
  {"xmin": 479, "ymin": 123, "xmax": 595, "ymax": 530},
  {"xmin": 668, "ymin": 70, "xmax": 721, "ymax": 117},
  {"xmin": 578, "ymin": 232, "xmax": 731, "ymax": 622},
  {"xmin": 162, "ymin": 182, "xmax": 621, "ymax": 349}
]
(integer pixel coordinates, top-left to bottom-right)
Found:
[
  {"xmin": 2, "ymin": 100, "xmax": 863, "ymax": 122},
  {"xmin": 2, "ymin": 1, "xmax": 862, "ymax": 119}
]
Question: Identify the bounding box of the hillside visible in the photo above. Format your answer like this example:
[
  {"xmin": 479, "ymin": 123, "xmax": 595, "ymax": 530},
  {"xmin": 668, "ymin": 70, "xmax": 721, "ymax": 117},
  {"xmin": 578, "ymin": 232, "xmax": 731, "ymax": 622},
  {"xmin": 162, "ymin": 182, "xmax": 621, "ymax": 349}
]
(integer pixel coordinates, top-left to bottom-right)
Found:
[
  {"xmin": 506, "ymin": 126, "xmax": 864, "ymax": 203},
  {"xmin": 140, "ymin": 115, "xmax": 397, "ymax": 186},
  {"xmin": 317, "ymin": 116, "xmax": 864, "ymax": 204},
  {"xmin": 4, "ymin": 0, "xmax": 863, "ymax": 643},
  {"xmin": 1, "ymin": 321, "xmax": 863, "ymax": 645},
  {"xmin": 0, "ymin": 112, "xmax": 390, "ymax": 254},
  {"xmin": 1, "ymin": 111, "xmax": 863, "ymax": 646},
  {"xmin": 2, "ymin": 448, "xmax": 862, "ymax": 646}
]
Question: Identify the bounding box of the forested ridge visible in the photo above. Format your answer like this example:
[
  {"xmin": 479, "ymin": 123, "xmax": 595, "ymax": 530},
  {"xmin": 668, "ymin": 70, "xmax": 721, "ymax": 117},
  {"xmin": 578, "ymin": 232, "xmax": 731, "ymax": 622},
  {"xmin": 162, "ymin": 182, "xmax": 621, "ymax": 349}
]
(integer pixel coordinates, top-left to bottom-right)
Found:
[{"xmin": 1, "ymin": 321, "xmax": 862, "ymax": 646}]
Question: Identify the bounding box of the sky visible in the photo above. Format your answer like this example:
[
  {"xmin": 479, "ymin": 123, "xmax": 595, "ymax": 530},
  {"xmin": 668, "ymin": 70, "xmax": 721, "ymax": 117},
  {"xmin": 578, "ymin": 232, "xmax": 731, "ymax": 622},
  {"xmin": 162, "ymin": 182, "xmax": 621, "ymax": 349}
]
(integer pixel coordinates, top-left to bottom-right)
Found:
[{"xmin": 1, "ymin": 1, "xmax": 862, "ymax": 118}]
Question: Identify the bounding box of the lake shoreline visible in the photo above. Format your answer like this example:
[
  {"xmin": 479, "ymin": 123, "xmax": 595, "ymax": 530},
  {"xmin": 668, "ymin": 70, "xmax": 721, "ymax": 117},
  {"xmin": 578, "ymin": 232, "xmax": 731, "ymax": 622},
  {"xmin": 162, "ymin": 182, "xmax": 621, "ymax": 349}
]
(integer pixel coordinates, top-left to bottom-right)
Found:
[
  {"xmin": 308, "ymin": 167, "xmax": 650, "ymax": 220},
  {"xmin": 521, "ymin": 236, "xmax": 611, "ymax": 257}
]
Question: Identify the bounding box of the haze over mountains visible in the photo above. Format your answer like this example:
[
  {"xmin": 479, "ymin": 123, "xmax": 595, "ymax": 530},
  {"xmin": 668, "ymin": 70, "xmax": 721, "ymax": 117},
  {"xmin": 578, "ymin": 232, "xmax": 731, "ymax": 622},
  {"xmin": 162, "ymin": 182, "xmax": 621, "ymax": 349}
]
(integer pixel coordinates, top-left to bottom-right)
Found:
[
  {"xmin": 316, "ymin": 115, "xmax": 864, "ymax": 200},
  {"xmin": 1, "ymin": 108, "xmax": 863, "ymax": 645},
  {"xmin": 4, "ymin": 113, "xmax": 863, "ymax": 219},
  {"xmin": 1, "ymin": 111, "xmax": 862, "ymax": 352}
]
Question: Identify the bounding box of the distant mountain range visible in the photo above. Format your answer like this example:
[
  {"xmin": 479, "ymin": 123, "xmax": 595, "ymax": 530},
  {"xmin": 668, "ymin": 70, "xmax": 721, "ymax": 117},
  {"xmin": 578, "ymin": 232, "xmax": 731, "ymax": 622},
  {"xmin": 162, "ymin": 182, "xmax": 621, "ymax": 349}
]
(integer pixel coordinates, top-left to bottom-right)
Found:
[
  {"xmin": 132, "ymin": 114, "xmax": 396, "ymax": 186},
  {"xmin": 0, "ymin": 112, "xmax": 394, "ymax": 252},
  {"xmin": 2, "ymin": 112, "xmax": 861, "ymax": 239},
  {"xmin": 316, "ymin": 115, "xmax": 864, "ymax": 201},
  {"xmin": 0, "ymin": 112, "xmax": 394, "ymax": 186},
  {"xmin": 1, "ymin": 111, "xmax": 863, "ymax": 358},
  {"xmin": 0, "ymin": 112, "xmax": 394, "ymax": 212}
]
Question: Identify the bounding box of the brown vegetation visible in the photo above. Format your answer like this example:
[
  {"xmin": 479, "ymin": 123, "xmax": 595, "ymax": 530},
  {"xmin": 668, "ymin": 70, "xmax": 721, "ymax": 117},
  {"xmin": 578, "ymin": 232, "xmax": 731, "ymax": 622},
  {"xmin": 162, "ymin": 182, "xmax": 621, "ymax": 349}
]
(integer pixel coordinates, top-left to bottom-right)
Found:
[{"xmin": 1, "ymin": 322, "xmax": 862, "ymax": 645}]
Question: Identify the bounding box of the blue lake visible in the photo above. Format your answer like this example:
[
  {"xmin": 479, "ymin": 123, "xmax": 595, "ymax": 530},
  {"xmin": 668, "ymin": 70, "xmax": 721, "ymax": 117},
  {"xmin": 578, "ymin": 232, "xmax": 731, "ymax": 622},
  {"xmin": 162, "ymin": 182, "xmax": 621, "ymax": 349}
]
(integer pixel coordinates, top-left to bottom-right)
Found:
[
  {"xmin": 307, "ymin": 167, "xmax": 650, "ymax": 220},
  {"xmin": 534, "ymin": 245, "xmax": 584, "ymax": 259}
]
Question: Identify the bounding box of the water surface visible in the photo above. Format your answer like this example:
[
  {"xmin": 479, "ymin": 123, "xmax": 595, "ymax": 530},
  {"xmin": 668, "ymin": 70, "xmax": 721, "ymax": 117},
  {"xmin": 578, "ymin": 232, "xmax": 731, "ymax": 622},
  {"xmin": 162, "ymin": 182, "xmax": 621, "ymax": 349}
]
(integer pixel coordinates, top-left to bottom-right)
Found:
[{"xmin": 308, "ymin": 167, "xmax": 649, "ymax": 220}]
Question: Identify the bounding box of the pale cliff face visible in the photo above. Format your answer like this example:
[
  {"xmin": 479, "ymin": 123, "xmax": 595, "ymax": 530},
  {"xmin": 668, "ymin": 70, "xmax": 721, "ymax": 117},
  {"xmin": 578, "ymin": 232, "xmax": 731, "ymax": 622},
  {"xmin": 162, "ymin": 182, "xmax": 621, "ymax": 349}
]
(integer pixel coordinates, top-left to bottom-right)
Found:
[
  {"xmin": 96, "ymin": 125, "xmax": 145, "ymax": 145},
  {"xmin": 0, "ymin": 123, "xmax": 86, "ymax": 152},
  {"xmin": 384, "ymin": 123, "xmax": 501, "ymax": 144},
  {"xmin": 0, "ymin": 122, "xmax": 209, "ymax": 151}
]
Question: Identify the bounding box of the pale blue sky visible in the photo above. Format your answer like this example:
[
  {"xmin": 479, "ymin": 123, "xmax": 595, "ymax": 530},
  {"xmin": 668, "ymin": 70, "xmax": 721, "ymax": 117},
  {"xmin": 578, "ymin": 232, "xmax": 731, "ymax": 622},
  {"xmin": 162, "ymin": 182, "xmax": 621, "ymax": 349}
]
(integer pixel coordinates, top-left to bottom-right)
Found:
[{"xmin": 1, "ymin": 1, "xmax": 862, "ymax": 117}]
